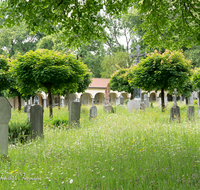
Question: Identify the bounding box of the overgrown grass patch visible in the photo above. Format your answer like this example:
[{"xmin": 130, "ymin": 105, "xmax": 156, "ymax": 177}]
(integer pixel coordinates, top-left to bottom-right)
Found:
[{"xmin": 1, "ymin": 103, "xmax": 200, "ymax": 189}]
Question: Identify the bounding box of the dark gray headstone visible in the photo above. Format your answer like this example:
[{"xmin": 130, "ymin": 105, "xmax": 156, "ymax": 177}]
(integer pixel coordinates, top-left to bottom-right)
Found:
[
  {"xmin": 0, "ymin": 97, "xmax": 12, "ymax": 155},
  {"xmin": 69, "ymin": 102, "xmax": 81, "ymax": 127},
  {"xmin": 103, "ymin": 105, "xmax": 113, "ymax": 113},
  {"xmin": 140, "ymin": 102, "xmax": 145, "ymax": 110},
  {"xmin": 30, "ymin": 105, "xmax": 43, "ymax": 138},
  {"xmin": 170, "ymin": 106, "xmax": 180, "ymax": 122},
  {"xmin": 187, "ymin": 106, "xmax": 194, "ymax": 120},
  {"xmin": 90, "ymin": 106, "xmax": 97, "ymax": 118}
]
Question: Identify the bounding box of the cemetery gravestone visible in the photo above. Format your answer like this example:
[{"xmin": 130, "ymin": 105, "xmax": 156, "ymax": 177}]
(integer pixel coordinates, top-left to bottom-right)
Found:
[
  {"xmin": 170, "ymin": 89, "xmax": 180, "ymax": 122},
  {"xmin": 187, "ymin": 106, "xmax": 195, "ymax": 120},
  {"xmin": 90, "ymin": 106, "xmax": 97, "ymax": 119},
  {"xmin": 144, "ymin": 98, "xmax": 149, "ymax": 108},
  {"xmin": 103, "ymin": 104, "xmax": 113, "ymax": 113},
  {"xmin": 188, "ymin": 95, "xmax": 194, "ymax": 105},
  {"xmin": 119, "ymin": 95, "xmax": 124, "ymax": 105},
  {"xmin": 105, "ymin": 85, "xmax": 110, "ymax": 105},
  {"xmin": 127, "ymin": 100, "xmax": 140, "ymax": 112},
  {"xmin": 30, "ymin": 104, "xmax": 44, "ymax": 138},
  {"xmin": 0, "ymin": 97, "xmax": 12, "ymax": 155},
  {"xmin": 69, "ymin": 102, "xmax": 81, "ymax": 127},
  {"xmin": 24, "ymin": 104, "xmax": 31, "ymax": 113}
]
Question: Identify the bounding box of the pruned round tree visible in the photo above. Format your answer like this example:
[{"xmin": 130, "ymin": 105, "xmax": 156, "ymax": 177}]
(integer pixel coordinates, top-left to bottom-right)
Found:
[
  {"xmin": 130, "ymin": 50, "xmax": 192, "ymax": 112},
  {"xmin": 13, "ymin": 49, "xmax": 91, "ymax": 117},
  {"xmin": 110, "ymin": 68, "xmax": 135, "ymax": 100},
  {"xmin": 0, "ymin": 55, "xmax": 10, "ymax": 94}
]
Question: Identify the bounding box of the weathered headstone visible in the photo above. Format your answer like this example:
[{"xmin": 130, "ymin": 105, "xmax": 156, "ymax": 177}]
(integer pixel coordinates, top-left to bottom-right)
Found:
[
  {"xmin": 115, "ymin": 98, "xmax": 120, "ymax": 105},
  {"xmin": 188, "ymin": 95, "xmax": 194, "ymax": 105},
  {"xmin": 179, "ymin": 95, "xmax": 183, "ymax": 103},
  {"xmin": 158, "ymin": 97, "xmax": 167, "ymax": 108},
  {"xmin": 0, "ymin": 97, "xmax": 12, "ymax": 155},
  {"xmin": 187, "ymin": 106, "xmax": 194, "ymax": 120},
  {"xmin": 103, "ymin": 104, "xmax": 113, "ymax": 113},
  {"xmin": 127, "ymin": 100, "xmax": 141, "ymax": 112},
  {"xmin": 104, "ymin": 84, "xmax": 110, "ymax": 104},
  {"xmin": 140, "ymin": 102, "xmax": 145, "ymax": 110},
  {"xmin": 30, "ymin": 104, "xmax": 43, "ymax": 138},
  {"xmin": 170, "ymin": 106, "xmax": 180, "ymax": 122},
  {"xmin": 170, "ymin": 89, "xmax": 181, "ymax": 122},
  {"xmin": 69, "ymin": 102, "xmax": 81, "ymax": 127},
  {"xmin": 90, "ymin": 106, "xmax": 97, "ymax": 118},
  {"xmin": 144, "ymin": 98, "xmax": 149, "ymax": 108},
  {"xmin": 119, "ymin": 95, "xmax": 124, "ymax": 105},
  {"xmin": 24, "ymin": 104, "xmax": 31, "ymax": 113}
]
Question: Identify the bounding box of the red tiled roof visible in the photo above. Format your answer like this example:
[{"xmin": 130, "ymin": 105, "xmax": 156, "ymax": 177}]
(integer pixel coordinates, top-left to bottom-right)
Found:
[{"xmin": 89, "ymin": 78, "xmax": 110, "ymax": 88}]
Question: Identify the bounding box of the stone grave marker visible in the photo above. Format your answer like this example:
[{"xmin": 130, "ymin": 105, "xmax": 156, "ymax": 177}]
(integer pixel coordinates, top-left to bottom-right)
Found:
[
  {"xmin": 158, "ymin": 97, "xmax": 167, "ymax": 108},
  {"xmin": 119, "ymin": 95, "xmax": 124, "ymax": 105},
  {"xmin": 69, "ymin": 102, "xmax": 81, "ymax": 127},
  {"xmin": 127, "ymin": 100, "xmax": 141, "ymax": 112},
  {"xmin": 24, "ymin": 104, "xmax": 31, "ymax": 113},
  {"xmin": 144, "ymin": 98, "xmax": 149, "ymax": 108},
  {"xmin": 30, "ymin": 104, "xmax": 44, "ymax": 138},
  {"xmin": 103, "ymin": 104, "xmax": 113, "ymax": 113},
  {"xmin": 0, "ymin": 97, "xmax": 12, "ymax": 155},
  {"xmin": 170, "ymin": 88, "xmax": 180, "ymax": 122},
  {"xmin": 90, "ymin": 106, "xmax": 97, "ymax": 119},
  {"xmin": 187, "ymin": 106, "xmax": 194, "ymax": 120},
  {"xmin": 188, "ymin": 95, "xmax": 194, "ymax": 105}
]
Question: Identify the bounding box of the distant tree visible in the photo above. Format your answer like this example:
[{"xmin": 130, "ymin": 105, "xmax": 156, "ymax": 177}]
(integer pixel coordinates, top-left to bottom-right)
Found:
[
  {"xmin": 101, "ymin": 51, "xmax": 133, "ymax": 78},
  {"xmin": 13, "ymin": 49, "xmax": 91, "ymax": 117},
  {"xmin": 110, "ymin": 68, "xmax": 135, "ymax": 100},
  {"xmin": 76, "ymin": 40, "xmax": 106, "ymax": 78},
  {"xmin": 0, "ymin": 22, "xmax": 44, "ymax": 58},
  {"xmin": 0, "ymin": 55, "xmax": 10, "ymax": 94},
  {"xmin": 131, "ymin": 50, "xmax": 192, "ymax": 112},
  {"xmin": 184, "ymin": 46, "xmax": 200, "ymax": 68}
]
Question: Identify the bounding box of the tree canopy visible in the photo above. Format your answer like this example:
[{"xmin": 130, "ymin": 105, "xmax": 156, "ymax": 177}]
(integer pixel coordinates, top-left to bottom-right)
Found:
[
  {"xmin": 13, "ymin": 49, "xmax": 91, "ymax": 117},
  {"xmin": 131, "ymin": 50, "xmax": 192, "ymax": 111},
  {"xmin": 110, "ymin": 68, "xmax": 135, "ymax": 99},
  {"xmin": 0, "ymin": 0, "xmax": 134, "ymax": 46},
  {"xmin": 133, "ymin": 0, "xmax": 200, "ymax": 49}
]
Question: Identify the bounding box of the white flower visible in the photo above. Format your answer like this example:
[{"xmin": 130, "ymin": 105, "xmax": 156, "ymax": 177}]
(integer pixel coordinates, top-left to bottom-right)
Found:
[
  {"xmin": 70, "ymin": 179, "xmax": 73, "ymax": 184},
  {"xmin": 102, "ymin": 176, "xmax": 105, "ymax": 178}
]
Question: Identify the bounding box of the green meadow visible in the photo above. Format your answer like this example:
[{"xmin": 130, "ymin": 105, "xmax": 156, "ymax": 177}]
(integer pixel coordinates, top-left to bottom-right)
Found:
[{"xmin": 1, "ymin": 102, "xmax": 200, "ymax": 189}]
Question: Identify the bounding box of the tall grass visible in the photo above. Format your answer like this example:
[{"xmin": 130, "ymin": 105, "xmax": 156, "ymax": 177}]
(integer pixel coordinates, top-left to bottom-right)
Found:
[{"xmin": 0, "ymin": 102, "xmax": 200, "ymax": 189}]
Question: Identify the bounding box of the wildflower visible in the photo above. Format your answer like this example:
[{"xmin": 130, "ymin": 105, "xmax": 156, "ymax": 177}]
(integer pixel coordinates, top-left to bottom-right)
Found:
[
  {"xmin": 102, "ymin": 176, "xmax": 105, "ymax": 178},
  {"xmin": 142, "ymin": 138, "xmax": 145, "ymax": 140},
  {"xmin": 154, "ymin": 149, "xmax": 156, "ymax": 152},
  {"xmin": 70, "ymin": 179, "xmax": 73, "ymax": 184},
  {"xmin": 120, "ymin": 154, "xmax": 123, "ymax": 156}
]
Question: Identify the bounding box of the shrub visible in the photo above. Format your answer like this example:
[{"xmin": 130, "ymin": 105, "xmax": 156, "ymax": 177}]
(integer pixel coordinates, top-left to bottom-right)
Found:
[
  {"xmin": 52, "ymin": 118, "xmax": 68, "ymax": 127},
  {"xmin": 125, "ymin": 99, "xmax": 129, "ymax": 105},
  {"xmin": 8, "ymin": 121, "xmax": 31, "ymax": 143},
  {"xmin": 193, "ymin": 99, "xmax": 198, "ymax": 105}
]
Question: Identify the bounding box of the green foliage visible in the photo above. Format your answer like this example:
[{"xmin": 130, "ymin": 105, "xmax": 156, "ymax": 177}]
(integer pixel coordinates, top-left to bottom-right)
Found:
[
  {"xmin": 51, "ymin": 118, "xmax": 68, "ymax": 127},
  {"xmin": 0, "ymin": 55, "xmax": 10, "ymax": 93},
  {"xmin": 193, "ymin": 99, "xmax": 197, "ymax": 105},
  {"xmin": 124, "ymin": 99, "xmax": 129, "ymax": 105},
  {"xmin": 133, "ymin": 0, "xmax": 200, "ymax": 49},
  {"xmin": 192, "ymin": 68, "xmax": 200, "ymax": 91},
  {"xmin": 8, "ymin": 121, "xmax": 31, "ymax": 143},
  {"xmin": 131, "ymin": 50, "xmax": 192, "ymax": 94},
  {"xmin": 13, "ymin": 49, "xmax": 92, "ymax": 117},
  {"xmin": 0, "ymin": 22, "xmax": 44, "ymax": 58},
  {"xmin": 184, "ymin": 46, "xmax": 200, "ymax": 68},
  {"xmin": 110, "ymin": 68, "xmax": 134, "ymax": 94},
  {"xmin": 1, "ymin": 0, "xmax": 133, "ymax": 47},
  {"xmin": 101, "ymin": 51, "xmax": 132, "ymax": 78}
]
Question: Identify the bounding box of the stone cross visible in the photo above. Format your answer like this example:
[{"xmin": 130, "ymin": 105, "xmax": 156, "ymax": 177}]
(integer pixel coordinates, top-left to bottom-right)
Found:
[
  {"xmin": 173, "ymin": 88, "xmax": 178, "ymax": 107},
  {"xmin": 129, "ymin": 45, "xmax": 147, "ymax": 100}
]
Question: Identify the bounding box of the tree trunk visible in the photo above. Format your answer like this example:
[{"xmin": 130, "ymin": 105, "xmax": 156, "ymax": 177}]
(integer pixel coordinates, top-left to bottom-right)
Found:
[
  {"xmin": 186, "ymin": 97, "xmax": 188, "ymax": 105},
  {"xmin": 32, "ymin": 96, "xmax": 34, "ymax": 104},
  {"xmin": 47, "ymin": 88, "xmax": 53, "ymax": 118},
  {"xmin": 18, "ymin": 95, "xmax": 21, "ymax": 112},
  {"xmin": 161, "ymin": 88, "xmax": 165, "ymax": 112},
  {"xmin": 67, "ymin": 91, "xmax": 70, "ymax": 111},
  {"xmin": 58, "ymin": 94, "xmax": 61, "ymax": 109},
  {"xmin": 130, "ymin": 92, "xmax": 134, "ymax": 100}
]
